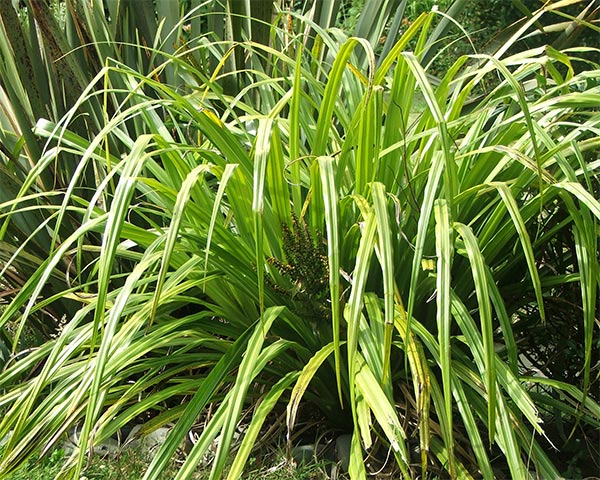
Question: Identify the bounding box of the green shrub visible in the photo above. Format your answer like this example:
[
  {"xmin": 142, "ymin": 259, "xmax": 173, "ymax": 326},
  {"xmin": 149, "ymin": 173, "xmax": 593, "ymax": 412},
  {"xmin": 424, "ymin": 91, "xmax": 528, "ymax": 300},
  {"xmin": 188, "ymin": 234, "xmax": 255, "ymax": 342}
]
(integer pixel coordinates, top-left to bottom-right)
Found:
[
  {"xmin": 0, "ymin": 2, "xmax": 599, "ymax": 480},
  {"xmin": 429, "ymin": 0, "xmax": 600, "ymax": 79}
]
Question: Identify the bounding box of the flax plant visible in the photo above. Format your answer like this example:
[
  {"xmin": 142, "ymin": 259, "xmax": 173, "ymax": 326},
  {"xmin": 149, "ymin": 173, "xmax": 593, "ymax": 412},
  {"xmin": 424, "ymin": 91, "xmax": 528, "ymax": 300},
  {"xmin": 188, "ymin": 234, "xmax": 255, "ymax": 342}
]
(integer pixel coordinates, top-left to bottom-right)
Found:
[
  {"xmin": 1, "ymin": 2, "xmax": 599, "ymax": 480},
  {"xmin": 0, "ymin": 0, "xmax": 431, "ymax": 344}
]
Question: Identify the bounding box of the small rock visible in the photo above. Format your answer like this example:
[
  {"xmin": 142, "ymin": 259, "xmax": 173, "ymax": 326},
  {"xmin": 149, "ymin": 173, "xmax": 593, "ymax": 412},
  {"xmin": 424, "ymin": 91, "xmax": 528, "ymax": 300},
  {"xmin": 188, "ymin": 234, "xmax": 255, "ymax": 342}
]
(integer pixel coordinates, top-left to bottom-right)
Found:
[
  {"xmin": 62, "ymin": 427, "xmax": 119, "ymax": 458},
  {"xmin": 335, "ymin": 434, "xmax": 352, "ymax": 472},
  {"xmin": 291, "ymin": 444, "xmax": 315, "ymax": 465},
  {"xmin": 135, "ymin": 427, "xmax": 171, "ymax": 461},
  {"xmin": 122, "ymin": 424, "xmax": 144, "ymax": 450}
]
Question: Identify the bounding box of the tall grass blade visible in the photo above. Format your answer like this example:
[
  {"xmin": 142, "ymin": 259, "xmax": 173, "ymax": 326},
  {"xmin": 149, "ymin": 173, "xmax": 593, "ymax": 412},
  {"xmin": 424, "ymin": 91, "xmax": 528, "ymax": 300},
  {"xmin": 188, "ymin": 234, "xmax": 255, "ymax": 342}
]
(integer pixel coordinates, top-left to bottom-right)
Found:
[
  {"xmin": 318, "ymin": 156, "xmax": 343, "ymax": 402},
  {"xmin": 434, "ymin": 199, "xmax": 454, "ymax": 475}
]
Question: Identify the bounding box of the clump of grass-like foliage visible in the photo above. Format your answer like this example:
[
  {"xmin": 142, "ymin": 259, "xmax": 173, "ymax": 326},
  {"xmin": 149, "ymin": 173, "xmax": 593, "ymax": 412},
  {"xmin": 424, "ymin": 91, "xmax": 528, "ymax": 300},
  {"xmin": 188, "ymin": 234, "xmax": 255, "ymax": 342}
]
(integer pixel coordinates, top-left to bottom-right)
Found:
[{"xmin": 0, "ymin": 2, "xmax": 599, "ymax": 480}]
